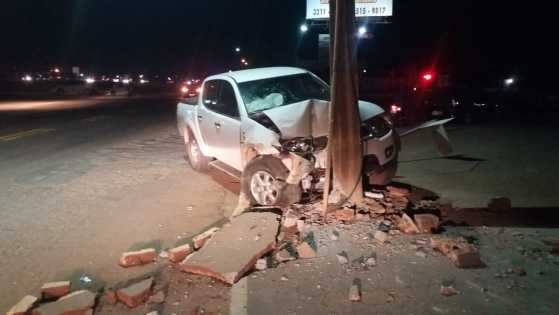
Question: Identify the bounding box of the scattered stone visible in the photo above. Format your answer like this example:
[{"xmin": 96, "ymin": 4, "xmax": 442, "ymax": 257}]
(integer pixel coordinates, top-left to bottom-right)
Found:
[
  {"xmin": 413, "ymin": 238, "xmax": 428, "ymax": 246},
  {"xmin": 365, "ymin": 253, "xmax": 377, "ymax": 267},
  {"xmin": 158, "ymin": 251, "xmax": 169, "ymax": 259},
  {"xmin": 146, "ymin": 311, "xmax": 159, "ymax": 315},
  {"xmin": 398, "ymin": 213, "xmax": 420, "ymax": 234},
  {"xmin": 296, "ymin": 219, "xmax": 306, "ymax": 233},
  {"xmin": 374, "ymin": 230, "xmax": 389, "ymax": 243},
  {"xmin": 282, "ymin": 216, "xmax": 298, "ymax": 229},
  {"xmin": 147, "ymin": 290, "xmax": 166, "ymax": 304},
  {"xmin": 41, "ymin": 281, "xmax": 71, "ymax": 300},
  {"xmin": 349, "ymin": 279, "xmax": 362, "ymax": 302},
  {"xmin": 335, "ymin": 208, "xmax": 355, "ymax": 222},
  {"xmin": 281, "ymin": 275, "xmax": 289, "ymax": 281},
  {"xmin": 440, "ymin": 285, "xmax": 459, "ymax": 297},
  {"xmin": 430, "ymin": 237, "xmax": 468, "ymax": 255},
  {"xmin": 6, "ymin": 295, "xmax": 37, "ymax": 315},
  {"xmin": 506, "ymin": 267, "xmax": 527, "ymax": 276},
  {"xmin": 119, "ymin": 248, "xmax": 157, "ymax": 267},
  {"xmin": 449, "ymin": 245, "xmax": 486, "ymax": 269},
  {"xmin": 297, "ymin": 241, "xmax": 317, "ymax": 259},
  {"xmin": 329, "ymin": 230, "xmax": 340, "ymax": 241},
  {"xmin": 415, "ymin": 248, "xmax": 428, "ymax": 258},
  {"xmin": 413, "ymin": 214, "xmax": 440, "ymax": 233},
  {"xmin": 355, "ymin": 213, "xmax": 370, "ymax": 221},
  {"xmin": 276, "ymin": 249, "xmax": 297, "ymax": 263},
  {"xmin": 117, "ymin": 277, "xmax": 154, "ymax": 308},
  {"xmin": 193, "ymin": 227, "xmax": 220, "ymax": 250},
  {"xmin": 168, "ymin": 244, "xmax": 193, "ymax": 263},
  {"xmin": 336, "ymin": 251, "xmax": 349, "ymax": 264},
  {"xmin": 32, "ymin": 290, "xmax": 96, "ymax": 315},
  {"xmin": 488, "ymin": 197, "xmax": 512, "ymax": 212},
  {"xmin": 255, "ymin": 258, "xmax": 268, "ymax": 271},
  {"xmin": 182, "ymin": 213, "xmax": 279, "ymax": 285},
  {"xmin": 104, "ymin": 289, "xmax": 118, "ymax": 305}
]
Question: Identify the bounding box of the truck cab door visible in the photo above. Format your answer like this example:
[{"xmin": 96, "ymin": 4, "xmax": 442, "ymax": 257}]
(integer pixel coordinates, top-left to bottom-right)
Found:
[{"xmin": 198, "ymin": 79, "xmax": 243, "ymax": 170}]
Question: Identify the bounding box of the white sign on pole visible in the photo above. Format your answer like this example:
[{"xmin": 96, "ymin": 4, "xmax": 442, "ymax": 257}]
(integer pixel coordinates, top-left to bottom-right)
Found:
[{"xmin": 306, "ymin": 0, "xmax": 393, "ymax": 19}]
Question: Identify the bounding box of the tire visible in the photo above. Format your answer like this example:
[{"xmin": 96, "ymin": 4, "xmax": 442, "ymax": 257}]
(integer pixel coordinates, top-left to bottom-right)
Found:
[
  {"xmin": 185, "ymin": 132, "xmax": 210, "ymax": 171},
  {"xmin": 241, "ymin": 156, "xmax": 302, "ymax": 207}
]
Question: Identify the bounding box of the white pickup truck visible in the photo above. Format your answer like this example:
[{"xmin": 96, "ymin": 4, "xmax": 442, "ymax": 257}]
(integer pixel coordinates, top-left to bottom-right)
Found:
[{"xmin": 177, "ymin": 67, "xmax": 399, "ymax": 207}]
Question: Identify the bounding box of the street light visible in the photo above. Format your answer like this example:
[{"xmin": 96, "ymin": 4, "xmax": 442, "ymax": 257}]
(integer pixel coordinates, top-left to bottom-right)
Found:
[
  {"xmin": 300, "ymin": 24, "xmax": 309, "ymax": 33},
  {"xmin": 235, "ymin": 47, "xmax": 241, "ymax": 53},
  {"xmin": 358, "ymin": 26, "xmax": 367, "ymax": 37},
  {"xmin": 504, "ymin": 77, "xmax": 515, "ymax": 86}
]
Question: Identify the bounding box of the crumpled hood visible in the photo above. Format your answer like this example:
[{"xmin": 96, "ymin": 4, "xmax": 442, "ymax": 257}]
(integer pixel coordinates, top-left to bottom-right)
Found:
[{"xmin": 260, "ymin": 99, "xmax": 384, "ymax": 139}]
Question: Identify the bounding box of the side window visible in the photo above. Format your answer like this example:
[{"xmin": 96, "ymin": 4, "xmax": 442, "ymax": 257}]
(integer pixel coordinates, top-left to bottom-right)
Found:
[
  {"xmin": 203, "ymin": 80, "xmax": 240, "ymax": 118},
  {"xmin": 218, "ymin": 82, "xmax": 240, "ymax": 118},
  {"xmin": 203, "ymin": 80, "xmax": 220, "ymax": 108}
]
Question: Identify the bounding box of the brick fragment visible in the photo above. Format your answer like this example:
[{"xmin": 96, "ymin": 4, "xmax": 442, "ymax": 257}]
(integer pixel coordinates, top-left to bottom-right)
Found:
[
  {"xmin": 335, "ymin": 208, "xmax": 355, "ymax": 222},
  {"xmin": 348, "ymin": 279, "xmax": 361, "ymax": 302},
  {"xmin": 7, "ymin": 295, "xmax": 37, "ymax": 315},
  {"xmin": 297, "ymin": 242, "xmax": 317, "ymax": 259},
  {"xmin": 104, "ymin": 289, "xmax": 117, "ymax": 305},
  {"xmin": 41, "ymin": 281, "xmax": 71, "ymax": 300},
  {"xmin": 32, "ymin": 290, "xmax": 95, "ymax": 315},
  {"xmin": 193, "ymin": 227, "xmax": 220, "ymax": 250},
  {"xmin": 387, "ymin": 185, "xmax": 410, "ymax": 197},
  {"xmin": 119, "ymin": 248, "xmax": 156, "ymax": 267},
  {"xmin": 116, "ymin": 277, "xmax": 153, "ymax": 308},
  {"xmin": 413, "ymin": 214, "xmax": 440, "ymax": 234},
  {"xmin": 374, "ymin": 231, "xmax": 388, "ymax": 243},
  {"xmin": 398, "ymin": 213, "xmax": 420, "ymax": 234},
  {"xmin": 168, "ymin": 244, "xmax": 193, "ymax": 263},
  {"xmin": 449, "ymin": 245, "xmax": 486, "ymax": 268}
]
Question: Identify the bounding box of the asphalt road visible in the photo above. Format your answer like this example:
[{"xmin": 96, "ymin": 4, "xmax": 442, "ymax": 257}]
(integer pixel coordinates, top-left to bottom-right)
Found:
[
  {"xmin": 0, "ymin": 96, "xmax": 238, "ymax": 311},
  {"xmin": 1, "ymin": 97, "xmax": 558, "ymax": 312}
]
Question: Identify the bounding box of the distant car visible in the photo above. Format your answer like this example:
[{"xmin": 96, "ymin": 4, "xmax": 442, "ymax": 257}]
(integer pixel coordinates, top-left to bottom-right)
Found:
[
  {"xmin": 50, "ymin": 80, "xmax": 93, "ymax": 96},
  {"xmin": 430, "ymin": 89, "xmax": 501, "ymax": 123},
  {"xmin": 92, "ymin": 81, "xmax": 130, "ymax": 96},
  {"xmin": 179, "ymin": 80, "xmax": 202, "ymax": 98}
]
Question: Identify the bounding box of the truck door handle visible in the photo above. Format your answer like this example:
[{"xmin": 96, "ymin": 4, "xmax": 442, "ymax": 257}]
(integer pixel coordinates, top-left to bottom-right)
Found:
[
  {"xmin": 214, "ymin": 122, "xmax": 221, "ymax": 129},
  {"xmin": 197, "ymin": 115, "xmax": 203, "ymax": 121}
]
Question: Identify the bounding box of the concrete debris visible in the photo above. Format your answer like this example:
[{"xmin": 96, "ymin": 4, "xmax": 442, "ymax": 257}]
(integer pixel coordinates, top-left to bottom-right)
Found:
[
  {"xmin": 365, "ymin": 191, "xmax": 384, "ymax": 200},
  {"xmin": 488, "ymin": 197, "xmax": 512, "ymax": 212},
  {"xmin": 398, "ymin": 213, "xmax": 420, "ymax": 234},
  {"xmin": 181, "ymin": 212, "xmax": 279, "ymax": 285},
  {"xmin": 387, "ymin": 185, "xmax": 410, "ymax": 197},
  {"xmin": 146, "ymin": 311, "xmax": 159, "ymax": 315},
  {"xmin": 336, "ymin": 251, "xmax": 349, "ymax": 265},
  {"xmin": 413, "ymin": 214, "xmax": 440, "ymax": 233},
  {"xmin": 116, "ymin": 277, "xmax": 154, "ymax": 308},
  {"xmin": 255, "ymin": 258, "xmax": 268, "ymax": 271},
  {"xmin": 119, "ymin": 248, "xmax": 157, "ymax": 268},
  {"xmin": 297, "ymin": 241, "xmax": 317, "ymax": 259},
  {"xmin": 349, "ymin": 279, "xmax": 362, "ymax": 302},
  {"xmin": 147, "ymin": 290, "xmax": 166, "ymax": 304},
  {"xmin": 158, "ymin": 251, "xmax": 169, "ymax": 259},
  {"xmin": 32, "ymin": 290, "xmax": 96, "ymax": 315},
  {"xmin": 335, "ymin": 208, "xmax": 355, "ymax": 222},
  {"xmin": 440, "ymin": 285, "xmax": 459, "ymax": 297},
  {"xmin": 193, "ymin": 227, "xmax": 220, "ymax": 250},
  {"xmin": 168, "ymin": 244, "xmax": 193, "ymax": 263},
  {"xmin": 6, "ymin": 295, "xmax": 37, "ymax": 315},
  {"xmin": 281, "ymin": 275, "xmax": 289, "ymax": 281},
  {"xmin": 365, "ymin": 253, "xmax": 377, "ymax": 267},
  {"xmin": 374, "ymin": 230, "xmax": 389, "ymax": 243},
  {"xmin": 40, "ymin": 281, "xmax": 71, "ymax": 300},
  {"xmin": 431, "ymin": 237, "xmax": 486, "ymax": 268}
]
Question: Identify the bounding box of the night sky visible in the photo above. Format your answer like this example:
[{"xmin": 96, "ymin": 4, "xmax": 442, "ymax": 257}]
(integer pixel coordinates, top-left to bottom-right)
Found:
[{"xmin": 1, "ymin": 1, "xmax": 556, "ymax": 86}]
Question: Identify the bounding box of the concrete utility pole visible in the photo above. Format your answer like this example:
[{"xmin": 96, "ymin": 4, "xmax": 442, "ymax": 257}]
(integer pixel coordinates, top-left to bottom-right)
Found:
[{"xmin": 323, "ymin": 0, "xmax": 364, "ymax": 213}]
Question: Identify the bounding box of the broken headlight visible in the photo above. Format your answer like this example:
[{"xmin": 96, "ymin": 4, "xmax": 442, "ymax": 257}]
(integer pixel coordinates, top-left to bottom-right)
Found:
[
  {"xmin": 280, "ymin": 137, "xmax": 314, "ymax": 153},
  {"xmin": 360, "ymin": 116, "xmax": 391, "ymax": 140}
]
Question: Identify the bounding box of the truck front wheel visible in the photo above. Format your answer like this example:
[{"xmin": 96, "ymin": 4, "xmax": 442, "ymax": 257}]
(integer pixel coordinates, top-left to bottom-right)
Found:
[
  {"xmin": 241, "ymin": 156, "xmax": 301, "ymax": 207},
  {"xmin": 186, "ymin": 134, "xmax": 210, "ymax": 171}
]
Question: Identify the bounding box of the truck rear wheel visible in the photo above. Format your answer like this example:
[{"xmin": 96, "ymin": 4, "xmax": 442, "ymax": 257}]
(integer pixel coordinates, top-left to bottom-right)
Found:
[
  {"xmin": 186, "ymin": 134, "xmax": 210, "ymax": 171},
  {"xmin": 241, "ymin": 156, "xmax": 301, "ymax": 207}
]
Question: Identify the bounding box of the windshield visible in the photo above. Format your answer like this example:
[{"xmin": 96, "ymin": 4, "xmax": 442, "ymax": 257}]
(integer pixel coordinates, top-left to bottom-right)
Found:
[{"xmin": 238, "ymin": 73, "xmax": 330, "ymax": 114}]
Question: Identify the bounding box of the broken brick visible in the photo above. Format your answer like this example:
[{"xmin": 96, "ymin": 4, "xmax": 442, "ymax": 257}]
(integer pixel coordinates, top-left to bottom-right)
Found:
[
  {"xmin": 104, "ymin": 289, "xmax": 118, "ymax": 305},
  {"xmin": 488, "ymin": 197, "xmax": 511, "ymax": 212},
  {"xmin": 7, "ymin": 295, "xmax": 37, "ymax": 315},
  {"xmin": 440, "ymin": 285, "xmax": 459, "ymax": 297},
  {"xmin": 32, "ymin": 290, "xmax": 96, "ymax": 315},
  {"xmin": 398, "ymin": 213, "xmax": 420, "ymax": 234},
  {"xmin": 41, "ymin": 281, "xmax": 71, "ymax": 300},
  {"xmin": 430, "ymin": 237, "xmax": 468, "ymax": 255},
  {"xmin": 168, "ymin": 244, "xmax": 193, "ymax": 263},
  {"xmin": 297, "ymin": 241, "xmax": 317, "ymax": 259},
  {"xmin": 335, "ymin": 208, "xmax": 355, "ymax": 222},
  {"xmin": 276, "ymin": 249, "xmax": 296, "ymax": 263},
  {"xmin": 449, "ymin": 245, "xmax": 486, "ymax": 269},
  {"xmin": 147, "ymin": 290, "xmax": 166, "ymax": 304},
  {"xmin": 387, "ymin": 185, "xmax": 410, "ymax": 197},
  {"xmin": 119, "ymin": 248, "xmax": 156, "ymax": 267},
  {"xmin": 116, "ymin": 277, "xmax": 153, "ymax": 308},
  {"xmin": 374, "ymin": 230, "xmax": 389, "ymax": 243},
  {"xmin": 193, "ymin": 227, "xmax": 220, "ymax": 250},
  {"xmin": 349, "ymin": 279, "xmax": 362, "ymax": 302},
  {"xmin": 296, "ymin": 219, "xmax": 306, "ymax": 233},
  {"xmin": 413, "ymin": 214, "xmax": 440, "ymax": 234}
]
